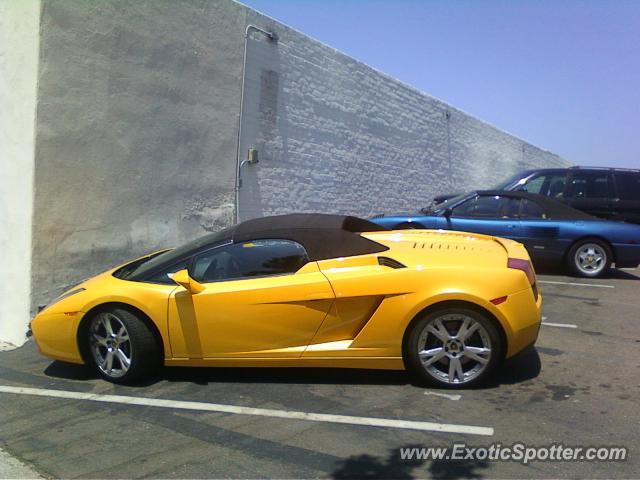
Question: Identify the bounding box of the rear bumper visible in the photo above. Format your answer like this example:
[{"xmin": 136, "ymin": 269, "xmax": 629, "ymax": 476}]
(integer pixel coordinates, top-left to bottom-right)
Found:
[
  {"xmin": 492, "ymin": 287, "xmax": 542, "ymax": 358},
  {"xmin": 614, "ymin": 244, "xmax": 640, "ymax": 268}
]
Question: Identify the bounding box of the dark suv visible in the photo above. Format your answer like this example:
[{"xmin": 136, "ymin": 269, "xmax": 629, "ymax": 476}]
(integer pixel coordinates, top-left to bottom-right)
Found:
[{"xmin": 435, "ymin": 167, "xmax": 640, "ymax": 224}]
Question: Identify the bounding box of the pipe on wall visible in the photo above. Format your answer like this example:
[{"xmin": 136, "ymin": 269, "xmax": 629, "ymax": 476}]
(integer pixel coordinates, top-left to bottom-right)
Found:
[{"xmin": 234, "ymin": 24, "xmax": 278, "ymax": 224}]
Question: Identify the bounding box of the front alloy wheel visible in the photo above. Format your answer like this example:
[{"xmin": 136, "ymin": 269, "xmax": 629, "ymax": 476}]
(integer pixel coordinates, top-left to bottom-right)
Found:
[
  {"xmin": 90, "ymin": 312, "xmax": 132, "ymax": 378},
  {"xmin": 85, "ymin": 307, "xmax": 161, "ymax": 384},
  {"xmin": 406, "ymin": 308, "xmax": 503, "ymax": 388}
]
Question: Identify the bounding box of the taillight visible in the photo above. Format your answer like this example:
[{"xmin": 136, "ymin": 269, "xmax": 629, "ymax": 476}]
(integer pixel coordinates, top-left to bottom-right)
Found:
[{"xmin": 507, "ymin": 257, "xmax": 536, "ymax": 286}]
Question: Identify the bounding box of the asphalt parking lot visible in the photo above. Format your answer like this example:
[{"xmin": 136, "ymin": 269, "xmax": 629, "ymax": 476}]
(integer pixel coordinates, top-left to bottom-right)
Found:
[{"xmin": 1, "ymin": 267, "xmax": 638, "ymax": 479}]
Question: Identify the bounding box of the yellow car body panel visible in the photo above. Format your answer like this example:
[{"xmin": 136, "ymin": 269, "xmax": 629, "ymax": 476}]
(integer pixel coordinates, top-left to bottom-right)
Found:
[
  {"xmin": 167, "ymin": 261, "xmax": 334, "ymax": 359},
  {"xmin": 31, "ymin": 229, "xmax": 542, "ymax": 370}
]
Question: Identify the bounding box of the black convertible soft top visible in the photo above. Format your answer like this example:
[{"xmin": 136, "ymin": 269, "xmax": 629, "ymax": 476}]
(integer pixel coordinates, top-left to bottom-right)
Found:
[
  {"xmin": 233, "ymin": 214, "xmax": 389, "ymax": 261},
  {"xmin": 118, "ymin": 214, "xmax": 390, "ymax": 281},
  {"xmin": 476, "ymin": 191, "xmax": 596, "ymax": 220}
]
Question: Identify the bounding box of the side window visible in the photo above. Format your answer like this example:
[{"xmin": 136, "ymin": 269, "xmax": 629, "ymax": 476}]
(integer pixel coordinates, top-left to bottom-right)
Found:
[
  {"xmin": 451, "ymin": 197, "xmax": 476, "ymax": 217},
  {"xmin": 191, "ymin": 240, "xmax": 309, "ymax": 283},
  {"xmin": 471, "ymin": 196, "xmax": 520, "ymax": 218},
  {"xmin": 567, "ymin": 172, "xmax": 610, "ymax": 199},
  {"xmin": 472, "ymin": 196, "xmax": 502, "ymax": 217},
  {"xmin": 520, "ymin": 199, "xmax": 548, "ymax": 219},
  {"xmin": 615, "ymin": 172, "xmax": 640, "ymax": 201},
  {"xmin": 544, "ymin": 174, "xmax": 568, "ymax": 198},
  {"xmin": 146, "ymin": 260, "xmax": 190, "ymax": 284},
  {"xmin": 499, "ymin": 198, "xmax": 521, "ymax": 218},
  {"xmin": 521, "ymin": 175, "xmax": 545, "ymax": 194},
  {"xmin": 452, "ymin": 196, "xmax": 519, "ymax": 218},
  {"xmin": 523, "ymin": 173, "xmax": 567, "ymax": 198},
  {"xmin": 520, "ymin": 173, "xmax": 567, "ymax": 198}
]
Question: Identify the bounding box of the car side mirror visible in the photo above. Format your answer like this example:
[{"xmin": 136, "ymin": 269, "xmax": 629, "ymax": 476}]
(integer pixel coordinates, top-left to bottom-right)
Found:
[
  {"xmin": 170, "ymin": 269, "xmax": 205, "ymax": 294},
  {"xmin": 443, "ymin": 207, "xmax": 452, "ymax": 218}
]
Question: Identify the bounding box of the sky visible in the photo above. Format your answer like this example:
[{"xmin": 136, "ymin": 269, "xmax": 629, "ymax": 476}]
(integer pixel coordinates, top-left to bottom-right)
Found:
[{"xmin": 241, "ymin": 0, "xmax": 639, "ymax": 168}]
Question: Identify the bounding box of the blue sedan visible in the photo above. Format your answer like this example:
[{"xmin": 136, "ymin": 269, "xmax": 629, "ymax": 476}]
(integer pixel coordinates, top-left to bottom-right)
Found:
[{"xmin": 371, "ymin": 191, "xmax": 640, "ymax": 277}]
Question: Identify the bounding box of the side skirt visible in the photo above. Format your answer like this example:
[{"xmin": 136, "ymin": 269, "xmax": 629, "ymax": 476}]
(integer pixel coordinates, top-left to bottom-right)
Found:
[{"xmin": 164, "ymin": 357, "xmax": 405, "ymax": 370}]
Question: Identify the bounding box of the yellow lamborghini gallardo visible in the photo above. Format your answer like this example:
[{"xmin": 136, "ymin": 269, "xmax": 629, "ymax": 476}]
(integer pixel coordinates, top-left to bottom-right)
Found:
[{"xmin": 31, "ymin": 214, "xmax": 541, "ymax": 388}]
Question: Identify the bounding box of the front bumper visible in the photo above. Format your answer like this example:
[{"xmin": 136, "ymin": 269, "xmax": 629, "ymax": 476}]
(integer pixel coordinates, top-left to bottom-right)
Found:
[{"xmin": 31, "ymin": 311, "xmax": 85, "ymax": 364}]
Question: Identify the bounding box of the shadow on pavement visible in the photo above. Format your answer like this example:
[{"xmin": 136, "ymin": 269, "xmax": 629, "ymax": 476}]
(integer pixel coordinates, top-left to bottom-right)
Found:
[
  {"xmin": 43, "ymin": 347, "xmax": 540, "ymax": 390},
  {"xmin": 484, "ymin": 346, "xmax": 542, "ymax": 389},
  {"xmin": 535, "ymin": 262, "xmax": 639, "ymax": 280},
  {"xmin": 330, "ymin": 445, "xmax": 490, "ymax": 479},
  {"xmin": 43, "ymin": 361, "xmax": 97, "ymax": 381}
]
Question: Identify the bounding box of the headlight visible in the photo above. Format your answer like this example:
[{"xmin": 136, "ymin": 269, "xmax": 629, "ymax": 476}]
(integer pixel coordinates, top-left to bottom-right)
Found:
[{"xmin": 40, "ymin": 287, "xmax": 86, "ymax": 313}]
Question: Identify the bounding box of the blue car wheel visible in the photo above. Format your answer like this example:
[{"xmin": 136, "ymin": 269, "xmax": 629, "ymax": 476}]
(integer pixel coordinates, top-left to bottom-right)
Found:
[{"xmin": 567, "ymin": 239, "xmax": 612, "ymax": 278}]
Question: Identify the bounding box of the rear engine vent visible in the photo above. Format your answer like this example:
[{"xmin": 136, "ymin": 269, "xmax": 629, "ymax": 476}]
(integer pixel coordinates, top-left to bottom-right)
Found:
[
  {"xmin": 413, "ymin": 242, "xmax": 468, "ymax": 251},
  {"xmin": 378, "ymin": 257, "xmax": 406, "ymax": 269}
]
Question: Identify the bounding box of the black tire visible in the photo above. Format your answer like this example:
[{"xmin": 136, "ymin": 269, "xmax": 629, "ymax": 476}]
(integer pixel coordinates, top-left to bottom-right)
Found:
[
  {"xmin": 405, "ymin": 307, "xmax": 504, "ymax": 389},
  {"xmin": 84, "ymin": 307, "xmax": 161, "ymax": 384},
  {"xmin": 566, "ymin": 238, "xmax": 612, "ymax": 278}
]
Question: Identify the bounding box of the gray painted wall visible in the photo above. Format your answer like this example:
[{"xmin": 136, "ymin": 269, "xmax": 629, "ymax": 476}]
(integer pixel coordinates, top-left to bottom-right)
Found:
[
  {"xmin": 29, "ymin": 0, "xmax": 568, "ymax": 317},
  {"xmin": 238, "ymin": 8, "xmax": 568, "ymax": 221},
  {"xmin": 32, "ymin": 0, "xmax": 246, "ymax": 310}
]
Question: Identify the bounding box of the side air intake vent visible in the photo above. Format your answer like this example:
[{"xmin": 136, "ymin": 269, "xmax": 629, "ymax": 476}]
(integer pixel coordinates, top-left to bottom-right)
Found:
[{"xmin": 378, "ymin": 256, "xmax": 406, "ymax": 269}]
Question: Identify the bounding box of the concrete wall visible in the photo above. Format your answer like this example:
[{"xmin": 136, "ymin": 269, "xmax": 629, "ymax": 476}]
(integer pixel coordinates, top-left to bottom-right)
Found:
[
  {"xmin": 238, "ymin": 9, "xmax": 569, "ymax": 220},
  {"xmin": 31, "ymin": 0, "xmax": 247, "ymax": 310},
  {"xmin": 0, "ymin": 0, "xmax": 41, "ymax": 346},
  {"xmin": 23, "ymin": 0, "xmax": 569, "ymax": 332}
]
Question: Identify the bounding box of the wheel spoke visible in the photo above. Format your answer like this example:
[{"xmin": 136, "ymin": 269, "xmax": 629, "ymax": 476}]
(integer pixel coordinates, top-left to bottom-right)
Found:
[
  {"xmin": 102, "ymin": 315, "xmax": 114, "ymax": 336},
  {"xmin": 419, "ymin": 347, "xmax": 445, "ymax": 366},
  {"xmin": 464, "ymin": 346, "xmax": 491, "ymax": 364},
  {"xmin": 114, "ymin": 349, "xmax": 131, "ymax": 370},
  {"xmin": 448, "ymin": 357, "xmax": 464, "ymax": 383},
  {"xmin": 102, "ymin": 351, "xmax": 114, "ymax": 372},
  {"xmin": 458, "ymin": 322, "xmax": 479, "ymax": 342},
  {"xmin": 117, "ymin": 328, "xmax": 129, "ymax": 343},
  {"xmin": 92, "ymin": 333, "xmax": 108, "ymax": 346},
  {"xmin": 427, "ymin": 319, "xmax": 450, "ymax": 342},
  {"xmin": 455, "ymin": 318, "xmax": 470, "ymax": 338}
]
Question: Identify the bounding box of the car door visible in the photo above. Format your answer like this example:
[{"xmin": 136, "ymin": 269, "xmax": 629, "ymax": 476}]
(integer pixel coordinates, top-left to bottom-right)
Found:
[
  {"xmin": 440, "ymin": 194, "xmax": 522, "ymax": 240},
  {"xmin": 517, "ymin": 198, "xmax": 564, "ymax": 260},
  {"xmin": 565, "ymin": 170, "xmax": 613, "ymax": 219},
  {"xmin": 167, "ymin": 239, "xmax": 335, "ymax": 359}
]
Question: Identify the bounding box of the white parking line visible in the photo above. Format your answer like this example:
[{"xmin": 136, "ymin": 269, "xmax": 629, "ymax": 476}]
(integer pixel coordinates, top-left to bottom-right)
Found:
[
  {"xmin": 0, "ymin": 385, "xmax": 493, "ymax": 436},
  {"xmin": 424, "ymin": 391, "xmax": 461, "ymax": 401},
  {"xmin": 542, "ymin": 322, "xmax": 578, "ymax": 329},
  {"xmin": 538, "ymin": 280, "xmax": 614, "ymax": 289}
]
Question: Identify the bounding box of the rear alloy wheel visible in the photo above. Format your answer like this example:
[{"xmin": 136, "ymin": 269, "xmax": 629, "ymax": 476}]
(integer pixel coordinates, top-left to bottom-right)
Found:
[
  {"xmin": 406, "ymin": 308, "xmax": 503, "ymax": 388},
  {"xmin": 567, "ymin": 239, "xmax": 611, "ymax": 278},
  {"xmin": 87, "ymin": 308, "xmax": 160, "ymax": 384}
]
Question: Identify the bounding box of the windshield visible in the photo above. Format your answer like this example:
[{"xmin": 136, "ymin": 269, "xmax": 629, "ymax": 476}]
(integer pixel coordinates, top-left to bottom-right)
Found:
[
  {"xmin": 433, "ymin": 193, "xmax": 475, "ymax": 214},
  {"xmin": 491, "ymin": 171, "xmax": 533, "ymax": 190},
  {"xmin": 114, "ymin": 226, "xmax": 235, "ymax": 280}
]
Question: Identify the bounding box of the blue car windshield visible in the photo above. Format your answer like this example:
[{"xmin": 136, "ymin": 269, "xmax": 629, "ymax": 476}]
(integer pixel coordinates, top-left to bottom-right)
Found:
[{"xmin": 433, "ymin": 193, "xmax": 474, "ymax": 214}]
